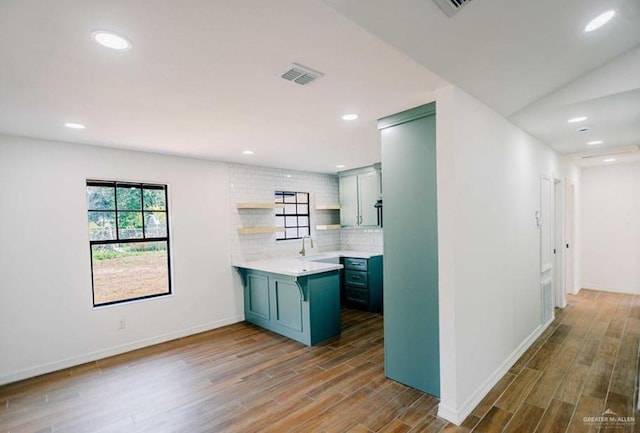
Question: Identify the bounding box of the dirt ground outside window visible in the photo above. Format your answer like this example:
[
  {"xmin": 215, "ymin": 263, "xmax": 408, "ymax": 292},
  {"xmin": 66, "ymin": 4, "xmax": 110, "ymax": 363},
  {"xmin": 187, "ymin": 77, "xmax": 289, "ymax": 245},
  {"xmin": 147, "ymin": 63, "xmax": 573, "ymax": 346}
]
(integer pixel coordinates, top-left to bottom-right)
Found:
[{"xmin": 92, "ymin": 251, "xmax": 169, "ymax": 305}]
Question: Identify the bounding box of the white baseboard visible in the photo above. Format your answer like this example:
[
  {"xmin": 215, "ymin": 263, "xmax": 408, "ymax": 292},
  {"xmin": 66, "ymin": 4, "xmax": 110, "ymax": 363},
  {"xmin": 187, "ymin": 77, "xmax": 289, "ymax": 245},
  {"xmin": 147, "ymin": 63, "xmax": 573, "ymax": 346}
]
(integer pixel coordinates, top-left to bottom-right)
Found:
[
  {"xmin": 437, "ymin": 402, "xmax": 461, "ymax": 425},
  {"xmin": 437, "ymin": 318, "xmax": 552, "ymax": 425},
  {"xmin": 579, "ymin": 284, "xmax": 640, "ymax": 295},
  {"xmin": 0, "ymin": 315, "xmax": 243, "ymax": 386}
]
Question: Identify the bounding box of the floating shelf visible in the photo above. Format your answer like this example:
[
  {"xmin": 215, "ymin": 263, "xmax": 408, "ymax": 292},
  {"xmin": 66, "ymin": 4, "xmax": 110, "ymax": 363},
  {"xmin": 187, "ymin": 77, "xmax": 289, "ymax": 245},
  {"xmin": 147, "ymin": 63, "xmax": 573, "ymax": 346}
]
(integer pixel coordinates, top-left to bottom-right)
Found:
[
  {"xmin": 237, "ymin": 203, "xmax": 285, "ymax": 209},
  {"xmin": 315, "ymin": 204, "xmax": 341, "ymax": 230},
  {"xmin": 316, "ymin": 224, "xmax": 341, "ymax": 231},
  {"xmin": 237, "ymin": 227, "xmax": 285, "ymax": 235}
]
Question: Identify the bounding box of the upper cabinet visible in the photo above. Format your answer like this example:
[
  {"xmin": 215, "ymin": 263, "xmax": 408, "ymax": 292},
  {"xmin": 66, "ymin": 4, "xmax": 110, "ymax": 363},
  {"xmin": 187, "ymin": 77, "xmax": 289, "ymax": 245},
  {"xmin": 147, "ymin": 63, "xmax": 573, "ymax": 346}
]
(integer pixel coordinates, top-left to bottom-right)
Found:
[{"xmin": 338, "ymin": 165, "xmax": 381, "ymax": 227}]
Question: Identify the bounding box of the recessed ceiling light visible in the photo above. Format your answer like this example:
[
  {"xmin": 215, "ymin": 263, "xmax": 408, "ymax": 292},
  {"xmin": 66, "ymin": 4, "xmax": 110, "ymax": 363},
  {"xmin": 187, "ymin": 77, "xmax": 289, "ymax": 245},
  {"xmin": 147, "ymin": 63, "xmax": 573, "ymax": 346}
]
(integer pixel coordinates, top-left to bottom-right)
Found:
[
  {"xmin": 285, "ymin": 174, "xmax": 292, "ymax": 178},
  {"xmin": 242, "ymin": 150, "xmax": 254, "ymax": 155},
  {"xmin": 584, "ymin": 10, "xmax": 616, "ymax": 32},
  {"xmin": 587, "ymin": 140, "xmax": 603, "ymax": 145},
  {"xmin": 603, "ymin": 158, "xmax": 616, "ymax": 162},
  {"xmin": 342, "ymin": 114, "xmax": 359, "ymax": 121},
  {"xmin": 336, "ymin": 164, "xmax": 345, "ymax": 169},
  {"xmin": 91, "ymin": 30, "xmax": 132, "ymax": 50},
  {"xmin": 64, "ymin": 122, "xmax": 86, "ymax": 129},
  {"xmin": 568, "ymin": 116, "xmax": 587, "ymax": 123}
]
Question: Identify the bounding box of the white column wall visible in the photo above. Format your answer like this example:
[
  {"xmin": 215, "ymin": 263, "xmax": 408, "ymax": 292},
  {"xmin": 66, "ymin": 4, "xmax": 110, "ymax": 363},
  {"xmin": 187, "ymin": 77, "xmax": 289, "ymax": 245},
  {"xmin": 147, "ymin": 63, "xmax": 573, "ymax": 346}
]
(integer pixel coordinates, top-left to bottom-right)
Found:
[{"xmin": 436, "ymin": 86, "xmax": 579, "ymax": 423}]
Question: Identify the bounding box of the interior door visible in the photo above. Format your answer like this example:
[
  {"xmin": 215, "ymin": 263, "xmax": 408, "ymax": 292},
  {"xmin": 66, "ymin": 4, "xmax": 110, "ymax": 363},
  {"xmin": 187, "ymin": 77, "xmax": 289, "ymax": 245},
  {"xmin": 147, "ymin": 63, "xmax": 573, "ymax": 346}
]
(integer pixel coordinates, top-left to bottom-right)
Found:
[
  {"xmin": 565, "ymin": 184, "xmax": 576, "ymax": 294},
  {"xmin": 554, "ymin": 179, "xmax": 566, "ymax": 308},
  {"xmin": 540, "ymin": 176, "xmax": 554, "ymax": 323},
  {"xmin": 540, "ymin": 176, "xmax": 554, "ymax": 275}
]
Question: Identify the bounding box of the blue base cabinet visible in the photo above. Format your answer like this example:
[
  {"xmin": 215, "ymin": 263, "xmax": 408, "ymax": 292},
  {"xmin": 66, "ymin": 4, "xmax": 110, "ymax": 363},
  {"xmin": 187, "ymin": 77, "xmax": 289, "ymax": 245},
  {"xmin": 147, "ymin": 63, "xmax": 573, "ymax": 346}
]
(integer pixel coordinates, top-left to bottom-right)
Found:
[
  {"xmin": 238, "ymin": 269, "xmax": 341, "ymax": 346},
  {"xmin": 378, "ymin": 102, "xmax": 440, "ymax": 398},
  {"xmin": 342, "ymin": 256, "xmax": 383, "ymax": 313}
]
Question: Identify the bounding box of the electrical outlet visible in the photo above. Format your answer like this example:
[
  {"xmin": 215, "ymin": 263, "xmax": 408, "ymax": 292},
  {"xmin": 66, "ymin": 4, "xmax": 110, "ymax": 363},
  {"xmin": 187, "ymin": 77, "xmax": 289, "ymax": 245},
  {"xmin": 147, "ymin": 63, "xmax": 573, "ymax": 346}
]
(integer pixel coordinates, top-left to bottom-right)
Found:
[{"xmin": 118, "ymin": 319, "xmax": 126, "ymax": 330}]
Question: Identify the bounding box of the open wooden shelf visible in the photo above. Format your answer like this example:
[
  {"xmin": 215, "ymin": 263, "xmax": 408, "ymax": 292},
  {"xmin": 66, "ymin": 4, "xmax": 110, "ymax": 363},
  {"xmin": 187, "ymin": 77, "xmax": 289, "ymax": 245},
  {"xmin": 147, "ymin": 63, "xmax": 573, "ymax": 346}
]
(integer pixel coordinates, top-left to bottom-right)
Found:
[
  {"xmin": 315, "ymin": 204, "xmax": 341, "ymax": 230},
  {"xmin": 237, "ymin": 203, "xmax": 285, "ymax": 209},
  {"xmin": 237, "ymin": 227, "xmax": 285, "ymax": 235}
]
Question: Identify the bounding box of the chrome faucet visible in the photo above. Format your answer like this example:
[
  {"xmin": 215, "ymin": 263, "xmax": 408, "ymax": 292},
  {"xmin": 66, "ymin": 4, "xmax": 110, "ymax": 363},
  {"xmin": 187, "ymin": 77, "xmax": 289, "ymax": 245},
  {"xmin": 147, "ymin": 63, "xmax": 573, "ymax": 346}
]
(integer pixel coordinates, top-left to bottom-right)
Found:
[{"xmin": 299, "ymin": 236, "xmax": 314, "ymax": 257}]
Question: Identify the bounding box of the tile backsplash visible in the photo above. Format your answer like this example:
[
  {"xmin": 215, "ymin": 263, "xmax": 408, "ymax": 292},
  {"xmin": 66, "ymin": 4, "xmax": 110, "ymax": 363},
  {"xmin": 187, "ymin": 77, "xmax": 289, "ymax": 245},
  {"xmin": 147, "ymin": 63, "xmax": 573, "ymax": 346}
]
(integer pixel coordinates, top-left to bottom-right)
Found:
[
  {"xmin": 341, "ymin": 227, "xmax": 383, "ymax": 252},
  {"xmin": 230, "ymin": 164, "xmax": 340, "ymax": 261},
  {"xmin": 229, "ymin": 163, "xmax": 382, "ymax": 262}
]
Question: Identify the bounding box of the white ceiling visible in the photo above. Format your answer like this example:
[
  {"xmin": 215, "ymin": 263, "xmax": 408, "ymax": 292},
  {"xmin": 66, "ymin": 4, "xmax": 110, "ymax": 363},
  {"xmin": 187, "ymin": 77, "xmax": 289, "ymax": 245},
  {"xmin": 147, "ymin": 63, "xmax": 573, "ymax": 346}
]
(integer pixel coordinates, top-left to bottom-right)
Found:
[
  {"xmin": 510, "ymin": 46, "xmax": 640, "ymax": 156},
  {"xmin": 323, "ymin": 0, "xmax": 640, "ymax": 166},
  {"xmin": 1, "ymin": 0, "xmax": 639, "ymax": 171},
  {"xmin": 0, "ymin": 0, "xmax": 446, "ymax": 173}
]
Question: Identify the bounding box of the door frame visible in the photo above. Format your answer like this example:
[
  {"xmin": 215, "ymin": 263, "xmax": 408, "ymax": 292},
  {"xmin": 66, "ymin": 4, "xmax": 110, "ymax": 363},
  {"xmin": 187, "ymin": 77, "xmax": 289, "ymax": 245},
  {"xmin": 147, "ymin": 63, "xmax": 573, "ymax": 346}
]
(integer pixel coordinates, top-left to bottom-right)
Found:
[
  {"xmin": 553, "ymin": 178, "xmax": 567, "ymax": 308},
  {"xmin": 540, "ymin": 175, "xmax": 568, "ymax": 318},
  {"xmin": 540, "ymin": 175, "xmax": 554, "ymax": 323}
]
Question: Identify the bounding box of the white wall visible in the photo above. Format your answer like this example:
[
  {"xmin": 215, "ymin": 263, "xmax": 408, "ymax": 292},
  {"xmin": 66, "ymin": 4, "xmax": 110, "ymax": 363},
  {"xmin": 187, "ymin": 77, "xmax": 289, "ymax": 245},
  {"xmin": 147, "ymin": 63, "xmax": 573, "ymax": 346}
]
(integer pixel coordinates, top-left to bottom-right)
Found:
[
  {"xmin": 581, "ymin": 162, "xmax": 640, "ymax": 294},
  {"xmin": 435, "ymin": 86, "xmax": 579, "ymax": 423},
  {"xmin": 0, "ymin": 135, "xmax": 242, "ymax": 385}
]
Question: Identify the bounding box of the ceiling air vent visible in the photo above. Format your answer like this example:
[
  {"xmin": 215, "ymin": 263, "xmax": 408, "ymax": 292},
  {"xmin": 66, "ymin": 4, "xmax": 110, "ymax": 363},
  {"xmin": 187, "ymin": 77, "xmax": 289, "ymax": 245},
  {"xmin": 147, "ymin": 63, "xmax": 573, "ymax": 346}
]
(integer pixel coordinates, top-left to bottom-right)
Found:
[
  {"xmin": 433, "ymin": 0, "xmax": 472, "ymax": 17},
  {"xmin": 281, "ymin": 63, "xmax": 324, "ymax": 86}
]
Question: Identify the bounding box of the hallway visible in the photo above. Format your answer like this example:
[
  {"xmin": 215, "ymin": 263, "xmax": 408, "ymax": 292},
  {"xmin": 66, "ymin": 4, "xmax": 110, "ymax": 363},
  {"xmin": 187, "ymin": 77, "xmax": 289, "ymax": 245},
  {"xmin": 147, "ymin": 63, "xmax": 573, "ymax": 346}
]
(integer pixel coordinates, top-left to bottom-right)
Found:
[{"xmin": 463, "ymin": 289, "xmax": 639, "ymax": 433}]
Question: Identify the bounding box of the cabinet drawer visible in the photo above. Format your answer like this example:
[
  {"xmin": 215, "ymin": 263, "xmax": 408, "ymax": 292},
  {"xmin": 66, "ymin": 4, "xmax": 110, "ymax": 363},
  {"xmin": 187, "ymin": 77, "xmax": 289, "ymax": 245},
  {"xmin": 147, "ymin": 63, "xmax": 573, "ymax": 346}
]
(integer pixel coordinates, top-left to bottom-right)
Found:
[
  {"xmin": 344, "ymin": 257, "xmax": 368, "ymax": 271},
  {"xmin": 344, "ymin": 270, "xmax": 368, "ymax": 288},
  {"xmin": 345, "ymin": 287, "xmax": 369, "ymax": 306}
]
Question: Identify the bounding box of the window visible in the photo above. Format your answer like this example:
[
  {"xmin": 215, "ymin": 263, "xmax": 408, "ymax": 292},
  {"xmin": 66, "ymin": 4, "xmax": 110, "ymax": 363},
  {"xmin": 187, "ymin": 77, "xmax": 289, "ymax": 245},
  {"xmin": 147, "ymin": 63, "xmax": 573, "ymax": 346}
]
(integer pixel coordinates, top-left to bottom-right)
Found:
[
  {"xmin": 87, "ymin": 180, "xmax": 171, "ymax": 306},
  {"xmin": 275, "ymin": 191, "xmax": 310, "ymax": 240}
]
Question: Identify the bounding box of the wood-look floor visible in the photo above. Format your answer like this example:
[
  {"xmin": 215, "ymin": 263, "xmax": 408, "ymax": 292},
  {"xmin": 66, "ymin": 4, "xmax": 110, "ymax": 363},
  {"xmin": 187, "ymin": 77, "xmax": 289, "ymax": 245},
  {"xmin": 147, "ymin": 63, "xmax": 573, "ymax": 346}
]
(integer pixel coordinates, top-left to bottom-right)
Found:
[
  {"xmin": 0, "ymin": 289, "xmax": 638, "ymax": 433},
  {"xmin": 468, "ymin": 289, "xmax": 639, "ymax": 433}
]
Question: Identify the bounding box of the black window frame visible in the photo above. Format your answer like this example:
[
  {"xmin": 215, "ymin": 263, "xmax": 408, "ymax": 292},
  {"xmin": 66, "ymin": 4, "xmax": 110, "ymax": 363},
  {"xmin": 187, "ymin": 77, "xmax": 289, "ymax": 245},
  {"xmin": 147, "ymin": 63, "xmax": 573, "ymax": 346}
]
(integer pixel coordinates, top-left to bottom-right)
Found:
[
  {"xmin": 275, "ymin": 191, "xmax": 310, "ymax": 241},
  {"xmin": 87, "ymin": 180, "xmax": 172, "ymax": 307}
]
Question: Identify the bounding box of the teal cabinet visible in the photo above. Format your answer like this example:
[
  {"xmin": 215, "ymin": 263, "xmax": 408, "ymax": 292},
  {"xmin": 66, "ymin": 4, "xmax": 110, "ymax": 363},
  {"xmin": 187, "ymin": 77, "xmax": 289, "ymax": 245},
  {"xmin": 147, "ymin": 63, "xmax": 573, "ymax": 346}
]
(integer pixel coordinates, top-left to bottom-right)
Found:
[
  {"xmin": 246, "ymin": 273, "xmax": 270, "ymax": 320},
  {"xmin": 238, "ymin": 268, "xmax": 341, "ymax": 346},
  {"xmin": 378, "ymin": 103, "xmax": 440, "ymax": 397},
  {"xmin": 342, "ymin": 256, "xmax": 383, "ymax": 313},
  {"xmin": 339, "ymin": 166, "xmax": 382, "ymax": 226}
]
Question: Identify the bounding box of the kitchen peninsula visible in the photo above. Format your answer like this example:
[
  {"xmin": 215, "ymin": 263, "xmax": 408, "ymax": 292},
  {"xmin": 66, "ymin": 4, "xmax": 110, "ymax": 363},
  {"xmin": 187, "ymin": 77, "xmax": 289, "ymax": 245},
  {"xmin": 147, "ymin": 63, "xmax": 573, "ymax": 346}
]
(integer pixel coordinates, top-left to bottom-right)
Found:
[{"xmin": 233, "ymin": 258, "xmax": 343, "ymax": 345}]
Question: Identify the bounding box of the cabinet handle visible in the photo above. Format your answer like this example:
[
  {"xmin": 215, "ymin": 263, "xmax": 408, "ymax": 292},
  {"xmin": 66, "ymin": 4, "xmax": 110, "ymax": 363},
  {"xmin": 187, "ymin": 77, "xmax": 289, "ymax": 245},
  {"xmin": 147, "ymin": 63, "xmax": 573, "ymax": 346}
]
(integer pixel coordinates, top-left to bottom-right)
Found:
[{"xmin": 352, "ymin": 275, "xmax": 361, "ymax": 280}]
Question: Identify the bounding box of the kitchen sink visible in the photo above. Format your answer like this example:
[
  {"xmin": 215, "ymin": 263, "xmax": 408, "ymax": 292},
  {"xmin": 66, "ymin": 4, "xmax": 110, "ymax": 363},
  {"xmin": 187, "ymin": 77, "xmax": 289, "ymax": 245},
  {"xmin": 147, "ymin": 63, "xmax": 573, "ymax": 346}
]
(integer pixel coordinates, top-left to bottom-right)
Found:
[{"xmin": 298, "ymin": 253, "xmax": 341, "ymax": 264}]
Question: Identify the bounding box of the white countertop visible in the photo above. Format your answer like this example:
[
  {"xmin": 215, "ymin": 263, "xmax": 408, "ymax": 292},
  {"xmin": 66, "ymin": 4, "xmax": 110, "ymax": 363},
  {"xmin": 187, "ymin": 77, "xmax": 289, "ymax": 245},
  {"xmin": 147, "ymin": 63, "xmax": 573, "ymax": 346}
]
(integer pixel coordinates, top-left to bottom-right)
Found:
[
  {"xmin": 232, "ymin": 250, "xmax": 382, "ymax": 277},
  {"xmin": 232, "ymin": 258, "xmax": 343, "ymax": 277},
  {"xmin": 309, "ymin": 250, "xmax": 383, "ymax": 259}
]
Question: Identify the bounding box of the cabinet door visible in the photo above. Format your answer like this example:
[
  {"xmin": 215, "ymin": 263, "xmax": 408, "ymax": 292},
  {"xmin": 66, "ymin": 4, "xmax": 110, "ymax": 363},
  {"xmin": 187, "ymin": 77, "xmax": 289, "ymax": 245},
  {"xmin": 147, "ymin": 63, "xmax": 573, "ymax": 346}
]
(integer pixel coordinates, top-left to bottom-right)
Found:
[
  {"xmin": 271, "ymin": 278, "xmax": 303, "ymax": 332},
  {"xmin": 246, "ymin": 273, "xmax": 270, "ymax": 320},
  {"xmin": 358, "ymin": 171, "xmax": 380, "ymax": 226},
  {"xmin": 339, "ymin": 175, "xmax": 359, "ymax": 226},
  {"xmin": 345, "ymin": 287, "xmax": 369, "ymax": 308}
]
